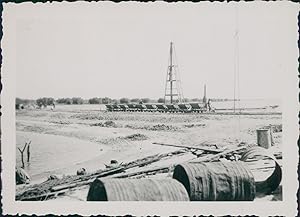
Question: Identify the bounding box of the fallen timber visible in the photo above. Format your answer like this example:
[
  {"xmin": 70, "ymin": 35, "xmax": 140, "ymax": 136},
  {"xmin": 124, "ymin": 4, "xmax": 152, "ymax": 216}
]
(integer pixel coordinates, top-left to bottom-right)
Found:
[
  {"xmin": 112, "ymin": 166, "xmax": 170, "ymax": 178},
  {"xmin": 16, "ymin": 149, "xmax": 186, "ymax": 201},
  {"xmin": 189, "ymin": 146, "xmax": 248, "ymax": 163},
  {"xmin": 16, "ymin": 143, "xmax": 282, "ymax": 201},
  {"xmin": 152, "ymin": 142, "xmax": 224, "ymax": 153},
  {"xmin": 111, "ymin": 144, "xmax": 251, "ymax": 179}
]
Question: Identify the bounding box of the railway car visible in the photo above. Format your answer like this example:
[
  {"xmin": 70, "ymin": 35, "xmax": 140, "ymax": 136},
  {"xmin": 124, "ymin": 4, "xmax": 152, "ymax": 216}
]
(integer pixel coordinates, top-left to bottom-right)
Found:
[
  {"xmin": 145, "ymin": 104, "xmax": 157, "ymax": 112},
  {"xmin": 127, "ymin": 104, "xmax": 137, "ymax": 112},
  {"xmin": 155, "ymin": 104, "xmax": 168, "ymax": 113},
  {"xmin": 135, "ymin": 104, "xmax": 147, "ymax": 112},
  {"xmin": 177, "ymin": 104, "xmax": 192, "ymax": 113},
  {"xmin": 119, "ymin": 104, "xmax": 129, "ymax": 112},
  {"xmin": 105, "ymin": 104, "xmax": 114, "ymax": 112},
  {"xmin": 189, "ymin": 102, "xmax": 208, "ymax": 113},
  {"xmin": 165, "ymin": 104, "xmax": 180, "ymax": 113}
]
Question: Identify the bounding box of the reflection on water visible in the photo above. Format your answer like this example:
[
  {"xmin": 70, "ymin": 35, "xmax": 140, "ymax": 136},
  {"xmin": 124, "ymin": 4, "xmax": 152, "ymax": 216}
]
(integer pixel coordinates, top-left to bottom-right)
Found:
[{"xmin": 16, "ymin": 131, "xmax": 104, "ymax": 180}]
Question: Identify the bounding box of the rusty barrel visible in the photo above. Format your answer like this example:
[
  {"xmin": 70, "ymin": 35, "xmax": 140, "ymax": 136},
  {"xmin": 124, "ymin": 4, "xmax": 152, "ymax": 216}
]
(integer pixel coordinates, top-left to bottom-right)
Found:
[
  {"xmin": 240, "ymin": 146, "xmax": 282, "ymax": 194},
  {"xmin": 173, "ymin": 161, "xmax": 256, "ymax": 201},
  {"xmin": 256, "ymin": 128, "xmax": 272, "ymax": 149},
  {"xmin": 87, "ymin": 178, "xmax": 189, "ymax": 201}
]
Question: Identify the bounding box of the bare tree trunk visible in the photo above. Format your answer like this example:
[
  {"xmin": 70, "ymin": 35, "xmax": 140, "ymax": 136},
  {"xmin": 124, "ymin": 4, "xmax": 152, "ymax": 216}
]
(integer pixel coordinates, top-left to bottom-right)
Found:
[
  {"xmin": 27, "ymin": 144, "xmax": 30, "ymax": 162},
  {"xmin": 20, "ymin": 152, "xmax": 25, "ymax": 168},
  {"xmin": 17, "ymin": 141, "xmax": 31, "ymax": 168}
]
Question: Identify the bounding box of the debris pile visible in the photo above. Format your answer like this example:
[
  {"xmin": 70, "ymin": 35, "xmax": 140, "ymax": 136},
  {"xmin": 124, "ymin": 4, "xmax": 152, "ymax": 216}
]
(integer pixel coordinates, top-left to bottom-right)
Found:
[
  {"xmin": 51, "ymin": 120, "xmax": 71, "ymax": 125},
  {"xmin": 271, "ymin": 124, "xmax": 282, "ymax": 133},
  {"xmin": 149, "ymin": 124, "xmax": 178, "ymax": 131},
  {"xmin": 183, "ymin": 123, "xmax": 206, "ymax": 128},
  {"xmin": 16, "ymin": 141, "xmax": 282, "ymax": 201},
  {"xmin": 125, "ymin": 124, "xmax": 179, "ymax": 131},
  {"xmin": 122, "ymin": 133, "xmax": 148, "ymax": 141},
  {"xmin": 91, "ymin": 120, "xmax": 118, "ymax": 128}
]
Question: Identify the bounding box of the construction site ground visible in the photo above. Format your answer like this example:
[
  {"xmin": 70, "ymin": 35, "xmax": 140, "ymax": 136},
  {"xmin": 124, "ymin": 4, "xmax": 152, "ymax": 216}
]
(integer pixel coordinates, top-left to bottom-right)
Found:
[{"xmin": 16, "ymin": 104, "xmax": 282, "ymax": 201}]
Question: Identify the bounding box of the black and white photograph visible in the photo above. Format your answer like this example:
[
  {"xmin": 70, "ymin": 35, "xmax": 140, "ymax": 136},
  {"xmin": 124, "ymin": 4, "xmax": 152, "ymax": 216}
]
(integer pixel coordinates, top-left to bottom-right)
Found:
[{"xmin": 1, "ymin": 1, "xmax": 299, "ymax": 216}]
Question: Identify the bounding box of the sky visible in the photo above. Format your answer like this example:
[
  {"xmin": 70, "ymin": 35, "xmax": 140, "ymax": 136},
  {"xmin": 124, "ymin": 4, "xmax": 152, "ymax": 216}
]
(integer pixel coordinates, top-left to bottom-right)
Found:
[{"xmin": 4, "ymin": 2, "xmax": 299, "ymax": 100}]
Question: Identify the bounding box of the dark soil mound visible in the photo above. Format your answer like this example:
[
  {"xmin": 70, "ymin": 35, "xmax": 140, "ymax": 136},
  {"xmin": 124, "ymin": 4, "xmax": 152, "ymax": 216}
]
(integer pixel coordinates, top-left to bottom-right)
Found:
[{"xmin": 123, "ymin": 133, "xmax": 148, "ymax": 141}]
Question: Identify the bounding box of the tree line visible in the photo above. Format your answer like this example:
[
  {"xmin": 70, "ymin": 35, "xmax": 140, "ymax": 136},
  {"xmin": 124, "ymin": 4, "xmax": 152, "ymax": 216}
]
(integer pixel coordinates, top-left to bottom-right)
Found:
[{"xmin": 16, "ymin": 97, "xmax": 223, "ymax": 108}]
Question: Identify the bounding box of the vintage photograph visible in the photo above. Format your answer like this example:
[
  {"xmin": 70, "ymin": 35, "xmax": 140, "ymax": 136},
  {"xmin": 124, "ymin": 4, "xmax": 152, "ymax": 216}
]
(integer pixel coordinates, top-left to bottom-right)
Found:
[{"xmin": 2, "ymin": 1, "xmax": 299, "ymax": 216}]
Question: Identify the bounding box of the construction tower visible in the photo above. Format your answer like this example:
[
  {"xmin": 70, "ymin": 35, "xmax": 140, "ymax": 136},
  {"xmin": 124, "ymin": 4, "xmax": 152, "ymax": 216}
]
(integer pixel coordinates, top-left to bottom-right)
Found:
[
  {"xmin": 202, "ymin": 84, "xmax": 207, "ymax": 104},
  {"xmin": 164, "ymin": 42, "xmax": 184, "ymax": 104}
]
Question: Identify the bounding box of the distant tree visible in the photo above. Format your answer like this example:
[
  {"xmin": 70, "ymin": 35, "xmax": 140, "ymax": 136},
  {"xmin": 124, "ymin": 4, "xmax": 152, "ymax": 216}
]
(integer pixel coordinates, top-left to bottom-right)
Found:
[
  {"xmin": 88, "ymin": 97, "xmax": 102, "ymax": 104},
  {"xmin": 148, "ymin": 99, "xmax": 157, "ymax": 103},
  {"xmin": 120, "ymin": 98, "xmax": 129, "ymax": 104},
  {"xmin": 47, "ymin": 98, "xmax": 55, "ymax": 105},
  {"xmin": 16, "ymin": 98, "xmax": 23, "ymax": 105},
  {"xmin": 102, "ymin": 97, "xmax": 111, "ymax": 104},
  {"xmin": 157, "ymin": 98, "xmax": 165, "ymax": 103},
  {"xmin": 36, "ymin": 97, "xmax": 54, "ymax": 107},
  {"xmin": 111, "ymin": 99, "xmax": 119, "ymax": 104},
  {"xmin": 16, "ymin": 98, "xmax": 35, "ymax": 105},
  {"xmin": 65, "ymin": 98, "xmax": 72, "ymax": 104},
  {"xmin": 141, "ymin": 98, "xmax": 150, "ymax": 103},
  {"xmin": 82, "ymin": 99, "xmax": 89, "ymax": 104},
  {"xmin": 56, "ymin": 98, "xmax": 72, "ymax": 104},
  {"xmin": 191, "ymin": 98, "xmax": 200, "ymax": 102},
  {"xmin": 130, "ymin": 98, "xmax": 140, "ymax": 103},
  {"xmin": 120, "ymin": 98, "xmax": 130, "ymax": 104},
  {"xmin": 72, "ymin": 97, "xmax": 84, "ymax": 104},
  {"xmin": 56, "ymin": 98, "xmax": 65, "ymax": 104}
]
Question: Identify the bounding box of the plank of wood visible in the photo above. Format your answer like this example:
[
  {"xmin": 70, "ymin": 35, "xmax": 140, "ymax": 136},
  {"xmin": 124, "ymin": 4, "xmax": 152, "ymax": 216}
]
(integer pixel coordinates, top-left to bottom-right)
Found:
[
  {"xmin": 152, "ymin": 142, "xmax": 223, "ymax": 153},
  {"xmin": 17, "ymin": 149, "xmax": 188, "ymax": 200},
  {"xmin": 190, "ymin": 146, "xmax": 247, "ymax": 163},
  {"xmin": 18, "ymin": 189, "xmax": 68, "ymax": 201},
  {"xmin": 51, "ymin": 179, "xmax": 92, "ymax": 192},
  {"xmin": 112, "ymin": 166, "xmax": 170, "ymax": 178}
]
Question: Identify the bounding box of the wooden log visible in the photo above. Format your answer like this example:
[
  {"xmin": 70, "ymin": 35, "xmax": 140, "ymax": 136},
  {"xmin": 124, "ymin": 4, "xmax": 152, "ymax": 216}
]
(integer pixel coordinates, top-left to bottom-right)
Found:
[
  {"xmin": 152, "ymin": 142, "xmax": 223, "ymax": 153},
  {"xmin": 50, "ymin": 167, "xmax": 126, "ymax": 192},
  {"xmin": 17, "ymin": 149, "xmax": 188, "ymax": 199},
  {"xmin": 112, "ymin": 166, "xmax": 170, "ymax": 178},
  {"xmin": 51, "ymin": 180, "xmax": 92, "ymax": 192}
]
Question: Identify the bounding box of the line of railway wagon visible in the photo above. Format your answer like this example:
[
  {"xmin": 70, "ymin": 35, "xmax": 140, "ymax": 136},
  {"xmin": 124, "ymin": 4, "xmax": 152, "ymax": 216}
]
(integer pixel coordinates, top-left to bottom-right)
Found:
[{"xmin": 105, "ymin": 103, "xmax": 213, "ymax": 113}]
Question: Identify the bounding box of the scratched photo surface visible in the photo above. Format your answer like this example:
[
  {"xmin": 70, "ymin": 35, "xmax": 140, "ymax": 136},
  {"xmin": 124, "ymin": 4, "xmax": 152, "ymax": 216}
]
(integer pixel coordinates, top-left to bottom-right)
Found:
[{"xmin": 2, "ymin": 1, "xmax": 299, "ymax": 216}]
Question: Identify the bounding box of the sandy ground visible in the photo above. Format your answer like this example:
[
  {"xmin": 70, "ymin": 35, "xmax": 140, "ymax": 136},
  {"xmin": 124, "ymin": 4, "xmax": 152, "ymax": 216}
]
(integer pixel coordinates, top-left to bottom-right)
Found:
[{"xmin": 16, "ymin": 104, "xmax": 282, "ymax": 201}]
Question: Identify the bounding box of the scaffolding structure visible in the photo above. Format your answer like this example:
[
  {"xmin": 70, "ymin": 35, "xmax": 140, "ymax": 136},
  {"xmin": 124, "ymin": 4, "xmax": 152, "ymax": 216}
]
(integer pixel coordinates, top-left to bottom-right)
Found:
[{"xmin": 164, "ymin": 42, "xmax": 184, "ymax": 104}]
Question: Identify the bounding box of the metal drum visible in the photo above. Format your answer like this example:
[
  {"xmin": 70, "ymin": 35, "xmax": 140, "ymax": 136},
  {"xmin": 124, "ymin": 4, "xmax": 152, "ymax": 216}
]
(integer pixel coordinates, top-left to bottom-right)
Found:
[
  {"xmin": 173, "ymin": 161, "xmax": 256, "ymax": 201},
  {"xmin": 87, "ymin": 178, "xmax": 189, "ymax": 201}
]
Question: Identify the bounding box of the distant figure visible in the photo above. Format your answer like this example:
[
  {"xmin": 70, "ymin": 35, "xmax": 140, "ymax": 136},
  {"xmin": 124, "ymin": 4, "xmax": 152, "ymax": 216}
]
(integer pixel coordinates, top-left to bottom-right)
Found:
[
  {"xmin": 207, "ymin": 99, "xmax": 212, "ymax": 111},
  {"xmin": 16, "ymin": 167, "xmax": 30, "ymax": 185},
  {"xmin": 77, "ymin": 168, "xmax": 87, "ymax": 175}
]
